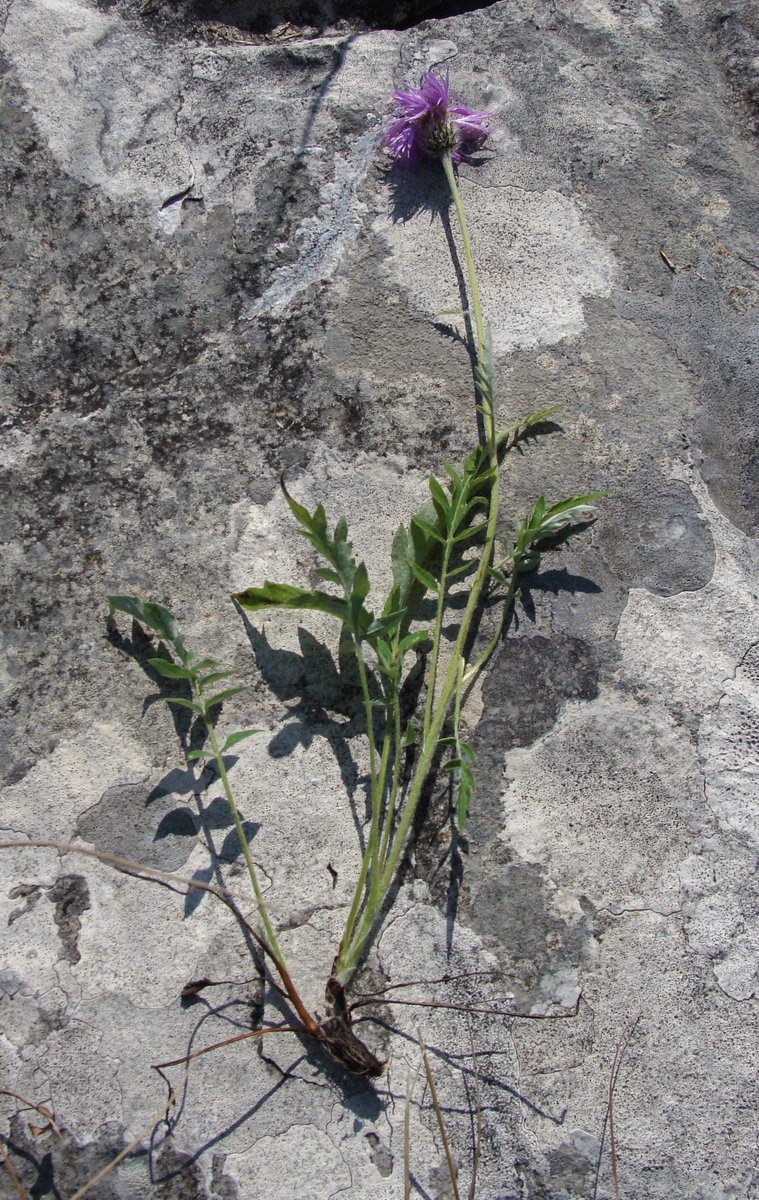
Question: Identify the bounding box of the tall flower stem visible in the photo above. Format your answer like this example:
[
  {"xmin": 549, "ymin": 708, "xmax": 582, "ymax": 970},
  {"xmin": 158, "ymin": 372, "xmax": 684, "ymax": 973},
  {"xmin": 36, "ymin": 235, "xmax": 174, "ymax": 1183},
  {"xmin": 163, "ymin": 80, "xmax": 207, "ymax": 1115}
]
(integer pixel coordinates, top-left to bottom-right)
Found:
[
  {"xmin": 441, "ymin": 151, "xmax": 487, "ymax": 377},
  {"xmin": 335, "ymin": 151, "xmax": 500, "ymax": 986}
]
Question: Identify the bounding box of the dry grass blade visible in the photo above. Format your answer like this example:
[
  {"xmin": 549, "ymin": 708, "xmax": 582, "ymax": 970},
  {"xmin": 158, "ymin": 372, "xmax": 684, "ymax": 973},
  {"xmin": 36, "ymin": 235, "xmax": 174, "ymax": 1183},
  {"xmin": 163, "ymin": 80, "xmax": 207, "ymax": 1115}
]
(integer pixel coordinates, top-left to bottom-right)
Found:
[
  {"xmin": 608, "ymin": 1014, "xmax": 640, "ymax": 1200},
  {"xmin": 404, "ymin": 1054, "xmax": 424, "ymax": 1200},
  {"xmin": 466, "ymin": 1014, "xmax": 481, "ymax": 1200},
  {"xmin": 592, "ymin": 1013, "xmax": 641, "ymax": 1200},
  {"xmin": 417, "ymin": 1030, "xmax": 461, "ymax": 1200},
  {"xmin": 153, "ymin": 1024, "xmax": 301, "ymax": 1071},
  {"xmin": 0, "ymin": 840, "xmax": 250, "ymax": 904}
]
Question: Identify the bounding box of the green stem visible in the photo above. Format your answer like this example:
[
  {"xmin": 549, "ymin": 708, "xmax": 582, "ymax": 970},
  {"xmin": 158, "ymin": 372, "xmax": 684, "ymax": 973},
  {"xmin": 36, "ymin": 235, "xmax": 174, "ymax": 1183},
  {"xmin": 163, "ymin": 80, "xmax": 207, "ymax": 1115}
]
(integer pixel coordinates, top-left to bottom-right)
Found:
[
  {"xmin": 197, "ymin": 691, "xmax": 284, "ymax": 969},
  {"xmin": 354, "ymin": 643, "xmax": 381, "ymax": 880},
  {"xmin": 441, "ymin": 151, "xmax": 486, "ymax": 373},
  {"xmin": 377, "ymin": 684, "xmax": 403, "ymax": 873}
]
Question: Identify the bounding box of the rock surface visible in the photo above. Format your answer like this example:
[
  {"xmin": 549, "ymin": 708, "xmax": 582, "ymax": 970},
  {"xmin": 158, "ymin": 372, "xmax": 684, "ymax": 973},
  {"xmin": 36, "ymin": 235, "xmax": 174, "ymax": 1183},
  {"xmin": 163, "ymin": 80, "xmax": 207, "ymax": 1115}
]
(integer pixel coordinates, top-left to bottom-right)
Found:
[{"xmin": 2, "ymin": 0, "xmax": 759, "ymax": 1196}]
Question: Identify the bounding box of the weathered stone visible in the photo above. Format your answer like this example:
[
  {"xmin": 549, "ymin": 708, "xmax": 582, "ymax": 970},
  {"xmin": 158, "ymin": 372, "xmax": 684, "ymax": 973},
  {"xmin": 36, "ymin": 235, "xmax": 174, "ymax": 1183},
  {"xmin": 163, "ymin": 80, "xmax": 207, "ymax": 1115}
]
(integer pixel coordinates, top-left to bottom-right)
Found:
[{"xmin": 2, "ymin": 0, "xmax": 759, "ymax": 1196}]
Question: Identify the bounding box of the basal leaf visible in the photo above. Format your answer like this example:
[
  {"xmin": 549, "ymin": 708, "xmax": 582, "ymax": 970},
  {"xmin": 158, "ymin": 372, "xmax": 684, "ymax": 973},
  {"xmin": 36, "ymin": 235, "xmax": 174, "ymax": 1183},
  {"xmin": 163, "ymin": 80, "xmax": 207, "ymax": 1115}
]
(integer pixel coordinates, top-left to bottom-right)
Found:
[{"xmin": 353, "ymin": 562, "xmax": 371, "ymax": 605}]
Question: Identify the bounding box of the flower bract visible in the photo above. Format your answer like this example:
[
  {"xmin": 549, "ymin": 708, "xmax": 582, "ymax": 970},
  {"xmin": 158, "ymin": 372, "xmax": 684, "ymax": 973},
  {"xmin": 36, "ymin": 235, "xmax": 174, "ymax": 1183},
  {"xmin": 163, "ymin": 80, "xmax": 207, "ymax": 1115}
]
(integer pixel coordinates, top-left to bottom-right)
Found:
[{"xmin": 382, "ymin": 72, "xmax": 490, "ymax": 169}]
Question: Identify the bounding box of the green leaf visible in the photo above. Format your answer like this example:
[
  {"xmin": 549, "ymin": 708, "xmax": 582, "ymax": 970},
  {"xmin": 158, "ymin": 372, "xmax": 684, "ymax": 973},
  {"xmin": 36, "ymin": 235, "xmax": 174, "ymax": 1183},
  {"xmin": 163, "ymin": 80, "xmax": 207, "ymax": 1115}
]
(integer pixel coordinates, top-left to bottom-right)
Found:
[
  {"xmin": 398, "ymin": 631, "xmax": 432, "ymax": 655},
  {"xmin": 403, "ymin": 724, "xmax": 417, "ymax": 747},
  {"xmin": 365, "ymin": 610, "xmax": 404, "ymax": 639},
  {"xmin": 280, "ymin": 478, "xmax": 313, "ymax": 529},
  {"xmin": 428, "ymin": 475, "xmax": 451, "ymax": 520},
  {"xmin": 221, "ymin": 730, "xmax": 260, "ymax": 753},
  {"xmin": 192, "ymin": 658, "xmax": 220, "ymax": 671},
  {"xmin": 161, "ymin": 697, "xmax": 204, "ymax": 714},
  {"xmin": 233, "ymin": 582, "xmax": 349, "ymax": 623},
  {"xmin": 496, "ymin": 404, "xmax": 562, "ymax": 452},
  {"xmin": 147, "ymin": 657, "xmax": 195, "ymax": 680},
  {"xmin": 452, "ymin": 522, "xmax": 487, "ymax": 544},
  {"xmin": 198, "ymin": 669, "xmax": 238, "ymax": 690},
  {"xmin": 487, "ymin": 566, "xmax": 511, "ymax": 589},
  {"xmin": 447, "ymin": 560, "xmax": 478, "ymax": 581},
  {"xmin": 528, "ymin": 492, "xmax": 604, "ymax": 547},
  {"xmin": 443, "ymin": 758, "xmax": 464, "ymax": 772},
  {"xmin": 108, "ymin": 595, "xmax": 187, "ymax": 658},
  {"xmin": 353, "ymin": 562, "xmax": 371, "ymax": 605},
  {"xmin": 409, "ymin": 517, "xmax": 445, "ymax": 545},
  {"xmin": 409, "ymin": 562, "xmax": 439, "ymax": 594},
  {"xmin": 315, "ymin": 568, "xmax": 341, "ymax": 585},
  {"xmin": 187, "ymin": 748, "xmax": 214, "ymax": 762},
  {"xmin": 517, "ymin": 550, "xmax": 541, "ymax": 574},
  {"xmin": 391, "ymin": 524, "xmax": 413, "ymax": 598},
  {"xmin": 442, "ymin": 461, "xmax": 463, "ymax": 486},
  {"xmin": 205, "ymin": 686, "xmax": 248, "ymax": 708}
]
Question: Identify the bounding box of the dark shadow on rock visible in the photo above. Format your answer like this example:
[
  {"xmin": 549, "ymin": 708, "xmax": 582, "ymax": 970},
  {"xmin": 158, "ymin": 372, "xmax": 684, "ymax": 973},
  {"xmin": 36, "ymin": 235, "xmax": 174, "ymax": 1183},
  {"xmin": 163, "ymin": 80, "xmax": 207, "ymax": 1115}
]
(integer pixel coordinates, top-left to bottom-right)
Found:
[
  {"xmin": 2, "ymin": 1114, "xmax": 140, "ymax": 1200},
  {"xmin": 156, "ymin": 0, "xmax": 502, "ymax": 36}
]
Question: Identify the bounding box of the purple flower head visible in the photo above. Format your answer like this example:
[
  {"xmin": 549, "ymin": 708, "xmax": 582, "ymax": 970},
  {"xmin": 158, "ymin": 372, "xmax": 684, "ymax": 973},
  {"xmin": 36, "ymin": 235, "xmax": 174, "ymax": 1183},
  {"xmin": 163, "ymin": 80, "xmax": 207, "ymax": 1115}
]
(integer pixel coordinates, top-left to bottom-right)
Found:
[{"xmin": 382, "ymin": 72, "xmax": 490, "ymax": 170}]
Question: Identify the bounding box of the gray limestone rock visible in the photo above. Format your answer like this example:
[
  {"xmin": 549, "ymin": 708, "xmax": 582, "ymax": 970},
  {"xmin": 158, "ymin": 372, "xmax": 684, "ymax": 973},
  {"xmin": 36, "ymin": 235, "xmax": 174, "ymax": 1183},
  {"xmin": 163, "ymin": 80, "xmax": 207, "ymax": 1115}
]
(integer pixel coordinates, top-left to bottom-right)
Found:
[{"xmin": 2, "ymin": 0, "xmax": 759, "ymax": 1197}]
